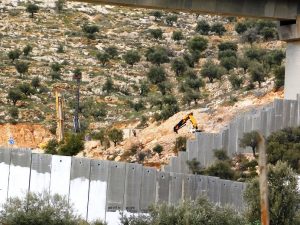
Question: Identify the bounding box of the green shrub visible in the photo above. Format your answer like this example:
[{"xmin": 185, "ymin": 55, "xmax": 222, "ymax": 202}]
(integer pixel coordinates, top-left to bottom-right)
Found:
[
  {"xmin": 153, "ymin": 144, "xmax": 163, "ymax": 154},
  {"xmin": 205, "ymin": 161, "xmax": 236, "ymax": 180},
  {"xmin": 82, "ymin": 23, "xmax": 99, "ymax": 39},
  {"xmin": 235, "ymin": 22, "xmax": 248, "ymax": 34},
  {"xmin": 261, "ymin": 27, "xmax": 277, "ymax": 41},
  {"xmin": 218, "ymin": 41, "xmax": 238, "ymax": 52},
  {"xmin": 165, "ymin": 15, "xmax": 177, "ymax": 26},
  {"xmin": 146, "ymin": 46, "xmax": 170, "ymax": 66},
  {"xmin": 23, "ymin": 44, "xmax": 33, "ymax": 56},
  {"xmin": 147, "ymin": 66, "xmax": 167, "ymax": 84},
  {"xmin": 149, "ymin": 28, "xmax": 163, "ymax": 39},
  {"xmin": 186, "ymin": 158, "xmax": 203, "ymax": 174},
  {"xmin": 102, "ymin": 77, "xmax": 114, "ymax": 94},
  {"xmin": 58, "ymin": 133, "xmax": 84, "ymax": 156},
  {"xmin": 122, "ymin": 197, "xmax": 246, "ymax": 225},
  {"xmin": 8, "ymin": 107, "xmax": 19, "ymax": 120},
  {"xmin": 248, "ymin": 61, "xmax": 267, "ymax": 87},
  {"xmin": 96, "ymin": 51, "xmax": 110, "ymax": 66},
  {"xmin": 238, "ymin": 57, "xmax": 251, "ymax": 73},
  {"xmin": 123, "ymin": 50, "xmax": 141, "ymax": 66},
  {"xmin": 26, "ymin": 3, "xmax": 39, "ymax": 18},
  {"xmin": 91, "ymin": 129, "xmax": 106, "ymax": 145},
  {"xmin": 244, "ymin": 47, "xmax": 266, "ymax": 62},
  {"xmin": 229, "ymin": 74, "xmax": 244, "ymax": 90},
  {"xmin": 172, "ymin": 30, "xmax": 184, "ymax": 41},
  {"xmin": 195, "ymin": 20, "xmax": 210, "ymax": 35},
  {"xmin": 241, "ymin": 28, "xmax": 259, "ymax": 45},
  {"xmin": 157, "ymin": 81, "xmax": 172, "ymax": 95},
  {"xmin": 267, "ymin": 127, "xmax": 300, "ymax": 172},
  {"xmin": 188, "ymin": 36, "xmax": 208, "ymax": 52},
  {"xmin": 7, "ymin": 88, "xmax": 23, "ymax": 105},
  {"xmin": 239, "ymin": 131, "xmax": 260, "ymax": 157},
  {"xmin": 264, "ymin": 50, "xmax": 285, "ymax": 67},
  {"xmin": 15, "ymin": 61, "xmax": 29, "ymax": 77},
  {"xmin": 200, "ymin": 61, "xmax": 226, "ymax": 83},
  {"xmin": 218, "ymin": 49, "xmax": 237, "ymax": 59},
  {"xmin": 220, "ymin": 56, "xmax": 237, "ymax": 71},
  {"xmin": 18, "ymin": 83, "xmax": 35, "ymax": 97},
  {"xmin": 211, "ymin": 22, "xmax": 226, "ymax": 36},
  {"xmin": 0, "ymin": 192, "xmax": 85, "ymax": 225},
  {"xmin": 57, "ymin": 44, "xmax": 64, "ymax": 53},
  {"xmin": 104, "ymin": 46, "xmax": 118, "ymax": 59},
  {"xmin": 214, "ymin": 149, "xmax": 229, "ymax": 161},
  {"xmin": 55, "ymin": 0, "xmax": 66, "ymax": 12},
  {"xmin": 174, "ymin": 136, "xmax": 187, "ymax": 153},
  {"xmin": 8, "ymin": 49, "xmax": 21, "ymax": 62},
  {"xmin": 31, "ymin": 76, "xmax": 41, "ymax": 89},
  {"xmin": 171, "ymin": 57, "xmax": 187, "ymax": 76},
  {"xmin": 244, "ymin": 161, "xmax": 300, "ymax": 225},
  {"xmin": 150, "ymin": 10, "xmax": 163, "ymax": 21},
  {"xmin": 108, "ymin": 128, "xmax": 123, "ymax": 146},
  {"xmin": 44, "ymin": 139, "xmax": 59, "ymax": 155},
  {"xmin": 274, "ymin": 66, "xmax": 285, "ymax": 90}
]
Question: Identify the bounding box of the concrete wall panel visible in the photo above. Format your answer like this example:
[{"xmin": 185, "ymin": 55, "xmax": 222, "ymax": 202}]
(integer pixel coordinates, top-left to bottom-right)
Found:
[
  {"xmin": 283, "ymin": 100, "xmax": 292, "ymax": 128},
  {"xmin": 228, "ymin": 121, "xmax": 238, "ymax": 156},
  {"xmin": 196, "ymin": 133, "xmax": 206, "ymax": 166},
  {"xmin": 156, "ymin": 171, "xmax": 170, "ymax": 204},
  {"xmin": 140, "ymin": 167, "xmax": 156, "ymax": 212},
  {"xmin": 260, "ymin": 110, "xmax": 268, "ymax": 137},
  {"xmin": 203, "ymin": 133, "xmax": 214, "ymax": 166},
  {"xmin": 221, "ymin": 129, "xmax": 229, "ymax": 153},
  {"xmin": 207, "ymin": 176, "xmax": 220, "ymax": 204},
  {"xmin": 8, "ymin": 149, "xmax": 31, "ymax": 199},
  {"xmin": 170, "ymin": 157, "xmax": 179, "ymax": 173},
  {"xmin": 195, "ymin": 175, "xmax": 208, "ymax": 197},
  {"xmin": 178, "ymin": 151, "xmax": 188, "ymax": 174},
  {"xmin": 87, "ymin": 160, "xmax": 109, "ymax": 222},
  {"xmin": 274, "ymin": 99, "xmax": 284, "ymax": 131},
  {"xmin": 169, "ymin": 173, "xmax": 183, "ymax": 205},
  {"xmin": 107, "ymin": 161, "xmax": 126, "ymax": 211},
  {"xmin": 220, "ymin": 180, "xmax": 231, "ymax": 206},
  {"xmin": 187, "ymin": 140, "xmax": 199, "ymax": 163},
  {"xmin": 229, "ymin": 182, "xmax": 244, "ymax": 209},
  {"xmin": 50, "ymin": 155, "xmax": 72, "ymax": 197},
  {"xmin": 124, "ymin": 163, "xmax": 142, "ymax": 212},
  {"xmin": 236, "ymin": 116, "xmax": 245, "ymax": 152},
  {"xmin": 289, "ymin": 100, "xmax": 298, "ymax": 127},
  {"xmin": 183, "ymin": 174, "xmax": 196, "ymax": 201},
  {"xmin": 0, "ymin": 148, "xmax": 11, "ymax": 207},
  {"xmin": 252, "ymin": 111, "xmax": 261, "ymax": 132},
  {"xmin": 29, "ymin": 153, "xmax": 52, "ymax": 194},
  {"xmin": 266, "ymin": 108, "xmax": 275, "ymax": 136},
  {"xmin": 69, "ymin": 157, "xmax": 91, "ymax": 219}
]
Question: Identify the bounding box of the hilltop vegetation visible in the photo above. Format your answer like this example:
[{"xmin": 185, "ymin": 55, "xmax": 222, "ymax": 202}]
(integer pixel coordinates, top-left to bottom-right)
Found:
[{"xmin": 0, "ymin": 1, "xmax": 285, "ymax": 161}]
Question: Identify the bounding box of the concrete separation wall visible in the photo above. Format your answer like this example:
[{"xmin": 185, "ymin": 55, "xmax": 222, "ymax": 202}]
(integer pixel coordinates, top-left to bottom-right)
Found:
[
  {"xmin": 0, "ymin": 148, "xmax": 245, "ymax": 225},
  {"xmin": 168, "ymin": 97, "xmax": 300, "ymax": 173}
]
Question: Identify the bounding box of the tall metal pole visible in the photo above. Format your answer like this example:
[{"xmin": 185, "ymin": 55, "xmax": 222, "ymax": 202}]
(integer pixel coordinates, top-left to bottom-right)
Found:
[
  {"xmin": 56, "ymin": 91, "xmax": 64, "ymax": 142},
  {"xmin": 258, "ymin": 132, "xmax": 270, "ymax": 225},
  {"xmin": 74, "ymin": 79, "xmax": 80, "ymax": 133},
  {"xmin": 73, "ymin": 68, "xmax": 82, "ymax": 133}
]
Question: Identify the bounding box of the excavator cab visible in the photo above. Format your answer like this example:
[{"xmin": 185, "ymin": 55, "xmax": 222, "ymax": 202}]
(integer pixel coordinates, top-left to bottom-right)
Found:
[{"xmin": 173, "ymin": 112, "xmax": 202, "ymax": 133}]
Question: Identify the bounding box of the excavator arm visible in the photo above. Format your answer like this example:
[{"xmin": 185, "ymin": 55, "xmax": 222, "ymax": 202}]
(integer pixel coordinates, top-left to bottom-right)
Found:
[{"xmin": 173, "ymin": 113, "xmax": 201, "ymax": 133}]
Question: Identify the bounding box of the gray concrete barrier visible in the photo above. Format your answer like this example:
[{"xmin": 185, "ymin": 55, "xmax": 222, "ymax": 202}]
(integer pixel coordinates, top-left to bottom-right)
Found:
[{"xmin": 0, "ymin": 148, "xmax": 246, "ymax": 225}]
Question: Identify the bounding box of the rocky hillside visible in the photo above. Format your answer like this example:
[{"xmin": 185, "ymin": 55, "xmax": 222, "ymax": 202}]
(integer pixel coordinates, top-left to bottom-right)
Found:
[{"xmin": 0, "ymin": 0, "xmax": 285, "ymax": 166}]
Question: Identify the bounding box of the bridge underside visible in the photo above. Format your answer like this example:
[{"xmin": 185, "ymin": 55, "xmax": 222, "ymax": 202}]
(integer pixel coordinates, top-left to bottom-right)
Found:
[
  {"xmin": 70, "ymin": 0, "xmax": 300, "ymax": 20},
  {"xmin": 70, "ymin": 0, "xmax": 300, "ymax": 99}
]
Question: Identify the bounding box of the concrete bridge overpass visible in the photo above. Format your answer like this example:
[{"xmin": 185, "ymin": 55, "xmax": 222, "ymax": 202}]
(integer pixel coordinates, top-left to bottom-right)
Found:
[{"xmin": 70, "ymin": 0, "xmax": 300, "ymax": 100}]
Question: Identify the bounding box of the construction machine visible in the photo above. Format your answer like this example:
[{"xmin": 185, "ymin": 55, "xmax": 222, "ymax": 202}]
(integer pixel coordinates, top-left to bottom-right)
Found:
[{"xmin": 173, "ymin": 112, "xmax": 202, "ymax": 133}]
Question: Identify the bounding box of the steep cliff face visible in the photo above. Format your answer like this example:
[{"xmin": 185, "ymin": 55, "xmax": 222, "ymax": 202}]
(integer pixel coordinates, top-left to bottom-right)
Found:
[{"xmin": 0, "ymin": 123, "xmax": 53, "ymax": 148}]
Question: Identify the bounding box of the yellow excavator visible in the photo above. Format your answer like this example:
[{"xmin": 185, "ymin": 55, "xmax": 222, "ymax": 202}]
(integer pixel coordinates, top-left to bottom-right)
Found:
[{"xmin": 173, "ymin": 112, "xmax": 202, "ymax": 133}]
